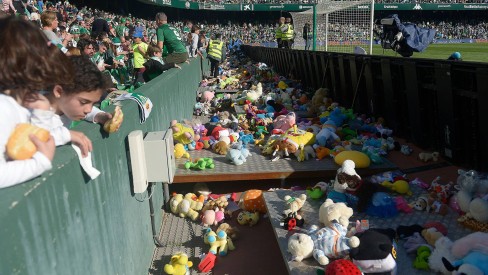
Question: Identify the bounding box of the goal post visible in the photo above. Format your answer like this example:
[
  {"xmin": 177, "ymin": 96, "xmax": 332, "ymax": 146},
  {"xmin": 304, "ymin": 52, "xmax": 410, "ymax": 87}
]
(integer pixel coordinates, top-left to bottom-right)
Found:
[{"xmin": 291, "ymin": 0, "xmax": 375, "ymax": 54}]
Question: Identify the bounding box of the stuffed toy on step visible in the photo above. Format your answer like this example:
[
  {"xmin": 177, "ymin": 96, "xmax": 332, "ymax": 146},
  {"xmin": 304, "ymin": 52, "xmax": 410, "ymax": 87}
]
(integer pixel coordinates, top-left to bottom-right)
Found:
[
  {"xmin": 164, "ymin": 252, "xmax": 193, "ymax": 275},
  {"xmin": 171, "ymin": 120, "xmax": 199, "ymax": 147},
  {"xmin": 319, "ymin": 199, "xmax": 354, "ymax": 229},
  {"xmin": 237, "ymin": 211, "xmax": 259, "ymax": 226},
  {"xmin": 288, "ymin": 222, "xmax": 360, "ymax": 265},
  {"xmin": 350, "ymin": 229, "xmax": 397, "ymax": 274},
  {"xmin": 204, "ymin": 228, "xmax": 228, "ymax": 256},
  {"xmin": 282, "ymin": 194, "xmax": 307, "ymax": 217}
]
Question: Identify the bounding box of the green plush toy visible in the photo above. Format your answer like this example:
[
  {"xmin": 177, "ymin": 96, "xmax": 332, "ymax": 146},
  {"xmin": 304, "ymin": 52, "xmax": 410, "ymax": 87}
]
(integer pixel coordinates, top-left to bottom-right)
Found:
[
  {"xmin": 184, "ymin": 158, "xmax": 215, "ymax": 170},
  {"xmin": 413, "ymin": 246, "xmax": 431, "ymax": 270}
]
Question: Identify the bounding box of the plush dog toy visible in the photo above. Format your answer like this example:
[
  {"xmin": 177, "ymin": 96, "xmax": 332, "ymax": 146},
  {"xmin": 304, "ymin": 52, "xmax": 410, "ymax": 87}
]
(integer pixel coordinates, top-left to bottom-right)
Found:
[
  {"xmin": 288, "ymin": 222, "xmax": 360, "ymax": 265},
  {"xmin": 164, "ymin": 252, "xmax": 193, "ymax": 275},
  {"xmin": 418, "ymin": 151, "xmax": 440, "ymax": 162}
]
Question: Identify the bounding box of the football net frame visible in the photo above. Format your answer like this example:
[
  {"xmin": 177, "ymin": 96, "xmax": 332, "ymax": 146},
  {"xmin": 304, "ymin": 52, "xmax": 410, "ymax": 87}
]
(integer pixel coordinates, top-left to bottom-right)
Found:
[{"xmin": 291, "ymin": 0, "xmax": 375, "ymax": 54}]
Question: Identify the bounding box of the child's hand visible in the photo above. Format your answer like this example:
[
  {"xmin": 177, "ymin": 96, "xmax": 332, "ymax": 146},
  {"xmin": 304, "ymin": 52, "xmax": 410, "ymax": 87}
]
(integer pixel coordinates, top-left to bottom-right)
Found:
[
  {"xmin": 94, "ymin": 112, "xmax": 112, "ymax": 125},
  {"xmin": 69, "ymin": 130, "xmax": 93, "ymax": 158},
  {"xmin": 30, "ymin": 134, "xmax": 55, "ymax": 161},
  {"xmin": 175, "ymin": 64, "xmax": 182, "ymax": 69}
]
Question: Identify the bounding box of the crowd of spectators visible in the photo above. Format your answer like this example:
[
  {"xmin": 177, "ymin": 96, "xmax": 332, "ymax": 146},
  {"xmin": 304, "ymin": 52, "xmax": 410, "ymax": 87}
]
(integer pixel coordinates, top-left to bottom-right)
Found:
[{"xmin": 183, "ymin": 0, "xmax": 488, "ymax": 4}]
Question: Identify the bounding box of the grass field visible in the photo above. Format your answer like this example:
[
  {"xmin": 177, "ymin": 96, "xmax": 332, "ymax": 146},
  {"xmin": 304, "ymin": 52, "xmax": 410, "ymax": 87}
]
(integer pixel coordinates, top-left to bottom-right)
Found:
[{"xmin": 323, "ymin": 43, "xmax": 488, "ymax": 63}]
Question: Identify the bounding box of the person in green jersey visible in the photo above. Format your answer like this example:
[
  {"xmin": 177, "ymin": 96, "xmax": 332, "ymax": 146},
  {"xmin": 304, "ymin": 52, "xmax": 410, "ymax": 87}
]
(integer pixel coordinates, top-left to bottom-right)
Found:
[{"xmin": 155, "ymin": 12, "xmax": 188, "ymax": 64}]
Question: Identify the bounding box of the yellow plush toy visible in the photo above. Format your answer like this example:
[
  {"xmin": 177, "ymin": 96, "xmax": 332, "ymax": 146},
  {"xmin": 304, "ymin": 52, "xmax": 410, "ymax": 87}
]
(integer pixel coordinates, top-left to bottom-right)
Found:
[
  {"xmin": 380, "ymin": 180, "xmax": 412, "ymax": 196},
  {"xmin": 204, "ymin": 228, "xmax": 229, "ymax": 256},
  {"xmin": 171, "ymin": 120, "xmax": 197, "ymax": 145},
  {"xmin": 164, "ymin": 253, "xmax": 193, "ymax": 275},
  {"xmin": 169, "ymin": 193, "xmax": 199, "ymax": 220},
  {"xmin": 283, "ymin": 125, "xmax": 316, "ymax": 161},
  {"xmin": 174, "ymin": 143, "xmax": 190, "ymax": 159}
]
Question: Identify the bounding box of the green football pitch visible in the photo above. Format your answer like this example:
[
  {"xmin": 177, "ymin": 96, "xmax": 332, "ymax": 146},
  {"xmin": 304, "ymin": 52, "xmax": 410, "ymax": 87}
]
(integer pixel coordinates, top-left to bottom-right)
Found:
[{"xmin": 322, "ymin": 43, "xmax": 488, "ymax": 63}]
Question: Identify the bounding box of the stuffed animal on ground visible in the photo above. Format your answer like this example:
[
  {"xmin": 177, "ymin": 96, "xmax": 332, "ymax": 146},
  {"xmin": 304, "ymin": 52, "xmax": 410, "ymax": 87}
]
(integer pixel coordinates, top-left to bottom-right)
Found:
[
  {"xmin": 429, "ymin": 236, "xmax": 455, "ymax": 275},
  {"xmin": 212, "ymin": 140, "xmax": 228, "ymax": 155},
  {"xmin": 273, "ymin": 112, "xmax": 296, "ymax": 133},
  {"xmin": 270, "ymin": 139, "xmax": 297, "ymax": 161},
  {"xmin": 184, "ymin": 158, "xmax": 215, "ymax": 170},
  {"xmin": 237, "ymin": 211, "xmax": 259, "ymax": 226},
  {"xmin": 283, "ymin": 194, "xmax": 307, "ymax": 216},
  {"xmin": 239, "ymin": 189, "xmax": 267, "ymax": 213},
  {"xmin": 164, "ymin": 252, "xmax": 193, "ymax": 275},
  {"xmin": 314, "ymin": 145, "xmax": 331, "ymax": 160},
  {"xmin": 204, "ymin": 228, "xmax": 228, "ymax": 256},
  {"xmin": 201, "ymin": 209, "xmax": 225, "ymax": 227},
  {"xmin": 202, "ymin": 195, "xmax": 229, "ymax": 212},
  {"xmin": 401, "ymin": 144, "xmax": 413, "ymax": 155},
  {"xmin": 455, "ymin": 169, "xmax": 488, "ymax": 223},
  {"xmin": 307, "ymin": 181, "xmax": 328, "ymax": 199},
  {"xmin": 288, "ymin": 222, "xmax": 360, "ymax": 265},
  {"xmin": 226, "ymin": 143, "xmax": 252, "ymax": 165},
  {"xmin": 422, "ymin": 227, "xmax": 445, "ymax": 247},
  {"xmin": 418, "ymin": 151, "xmax": 440, "ymax": 162},
  {"xmin": 428, "ymin": 176, "xmax": 455, "ymax": 203},
  {"xmin": 316, "ymin": 122, "xmax": 340, "ymax": 147},
  {"xmin": 171, "ymin": 120, "xmax": 199, "ymax": 146},
  {"xmin": 282, "ymin": 126, "xmax": 316, "ymax": 161},
  {"xmin": 169, "ymin": 193, "xmax": 199, "ymax": 220},
  {"xmin": 184, "ymin": 193, "xmax": 204, "ymax": 211},
  {"xmin": 410, "ymin": 195, "xmax": 449, "ymax": 215},
  {"xmin": 293, "ymin": 144, "xmax": 316, "ymax": 162},
  {"xmin": 414, "ymin": 246, "xmax": 432, "ymax": 270},
  {"xmin": 443, "ymin": 251, "xmax": 488, "ymax": 275},
  {"xmin": 174, "ymin": 143, "xmax": 190, "ymax": 159},
  {"xmin": 380, "ymin": 180, "xmax": 412, "ymax": 196},
  {"xmin": 216, "ymin": 224, "xmax": 236, "ymax": 255},
  {"xmin": 349, "ymin": 229, "xmax": 397, "ymax": 274},
  {"xmin": 335, "ymin": 160, "xmax": 362, "ymax": 191},
  {"xmin": 319, "ymin": 199, "xmax": 354, "ymax": 228}
]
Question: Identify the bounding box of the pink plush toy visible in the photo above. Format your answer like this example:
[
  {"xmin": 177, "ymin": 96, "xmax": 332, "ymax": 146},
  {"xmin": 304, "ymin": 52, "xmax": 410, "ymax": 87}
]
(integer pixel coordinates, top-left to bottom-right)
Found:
[
  {"xmin": 451, "ymin": 232, "xmax": 488, "ymax": 259},
  {"xmin": 201, "ymin": 208, "xmax": 225, "ymax": 227},
  {"xmin": 273, "ymin": 112, "xmax": 296, "ymax": 133},
  {"xmin": 395, "ymin": 196, "xmax": 413, "ymax": 213},
  {"xmin": 201, "ymin": 91, "xmax": 215, "ymax": 103}
]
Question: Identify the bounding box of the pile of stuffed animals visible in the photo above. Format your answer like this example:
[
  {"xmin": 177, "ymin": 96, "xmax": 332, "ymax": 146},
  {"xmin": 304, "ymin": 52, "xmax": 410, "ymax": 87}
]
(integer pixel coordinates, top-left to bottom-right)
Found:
[
  {"xmin": 164, "ymin": 48, "xmax": 488, "ymax": 275},
  {"xmin": 165, "ymin": 187, "xmax": 267, "ymax": 274},
  {"xmin": 284, "ymin": 162, "xmax": 488, "ymax": 274}
]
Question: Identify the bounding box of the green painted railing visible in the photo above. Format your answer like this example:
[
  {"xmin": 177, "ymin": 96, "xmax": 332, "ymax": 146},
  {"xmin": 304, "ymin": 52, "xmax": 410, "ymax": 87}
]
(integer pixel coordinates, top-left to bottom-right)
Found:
[{"xmin": 0, "ymin": 57, "xmax": 208, "ymax": 275}]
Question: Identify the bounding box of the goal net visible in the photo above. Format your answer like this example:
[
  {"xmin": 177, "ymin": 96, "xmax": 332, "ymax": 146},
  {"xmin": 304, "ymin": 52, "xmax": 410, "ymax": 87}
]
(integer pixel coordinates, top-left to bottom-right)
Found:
[{"xmin": 291, "ymin": 0, "xmax": 374, "ymax": 54}]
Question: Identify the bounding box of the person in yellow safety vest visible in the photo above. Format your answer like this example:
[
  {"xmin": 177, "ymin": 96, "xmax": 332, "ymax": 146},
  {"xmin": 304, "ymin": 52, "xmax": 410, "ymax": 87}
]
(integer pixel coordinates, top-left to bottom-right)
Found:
[
  {"xmin": 281, "ymin": 17, "xmax": 294, "ymax": 49},
  {"xmin": 206, "ymin": 33, "xmax": 226, "ymax": 78},
  {"xmin": 275, "ymin": 17, "xmax": 285, "ymax": 49}
]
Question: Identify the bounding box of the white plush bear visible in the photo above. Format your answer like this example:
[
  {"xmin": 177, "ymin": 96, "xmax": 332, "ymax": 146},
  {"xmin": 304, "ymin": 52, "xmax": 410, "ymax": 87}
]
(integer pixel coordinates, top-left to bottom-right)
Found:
[
  {"xmin": 319, "ymin": 199, "xmax": 354, "ymax": 228},
  {"xmin": 288, "ymin": 222, "xmax": 360, "ymax": 265},
  {"xmin": 283, "ymin": 194, "xmax": 307, "ymax": 216}
]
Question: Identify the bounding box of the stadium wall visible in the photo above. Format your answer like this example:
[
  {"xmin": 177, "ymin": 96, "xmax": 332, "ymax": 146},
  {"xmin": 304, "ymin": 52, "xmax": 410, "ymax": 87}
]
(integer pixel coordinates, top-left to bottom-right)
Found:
[
  {"xmin": 0, "ymin": 58, "xmax": 207, "ymax": 275},
  {"xmin": 242, "ymin": 45, "xmax": 488, "ymax": 171}
]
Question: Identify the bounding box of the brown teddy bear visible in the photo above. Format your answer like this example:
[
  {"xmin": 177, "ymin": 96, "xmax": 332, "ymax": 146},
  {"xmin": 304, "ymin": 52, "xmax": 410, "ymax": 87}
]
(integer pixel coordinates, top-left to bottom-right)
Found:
[
  {"xmin": 213, "ymin": 140, "xmax": 228, "ymax": 155},
  {"xmin": 308, "ymin": 88, "xmax": 331, "ymax": 116}
]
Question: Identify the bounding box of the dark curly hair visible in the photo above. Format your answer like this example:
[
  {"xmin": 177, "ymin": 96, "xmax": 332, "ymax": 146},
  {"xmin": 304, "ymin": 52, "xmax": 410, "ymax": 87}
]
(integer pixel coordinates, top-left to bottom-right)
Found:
[
  {"xmin": 63, "ymin": 55, "xmax": 112, "ymax": 94},
  {"xmin": 0, "ymin": 16, "xmax": 74, "ymax": 100}
]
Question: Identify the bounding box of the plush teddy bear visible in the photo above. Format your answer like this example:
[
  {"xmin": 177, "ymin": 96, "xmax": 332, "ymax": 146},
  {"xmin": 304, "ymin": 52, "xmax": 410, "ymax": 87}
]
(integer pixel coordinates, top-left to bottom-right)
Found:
[
  {"xmin": 288, "ymin": 222, "xmax": 360, "ymax": 265},
  {"xmin": 164, "ymin": 252, "xmax": 193, "ymax": 275},
  {"xmin": 204, "ymin": 228, "xmax": 228, "ymax": 256},
  {"xmin": 212, "ymin": 140, "xmax": 228, "ymax": 155},
  {"xmin": 319, "ymin": 199, "xmax": 354, "ymax": 228},
  {"xmin": 283, "ymin": 194, "xmax": 307, "ymax": 217}
]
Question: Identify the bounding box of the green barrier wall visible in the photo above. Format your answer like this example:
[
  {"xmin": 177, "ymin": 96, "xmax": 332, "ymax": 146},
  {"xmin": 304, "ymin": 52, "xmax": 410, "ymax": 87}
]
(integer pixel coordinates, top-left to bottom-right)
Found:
[{"xmin": 0, "ymin": 58, "xmax": 206, "ymax": 275}]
